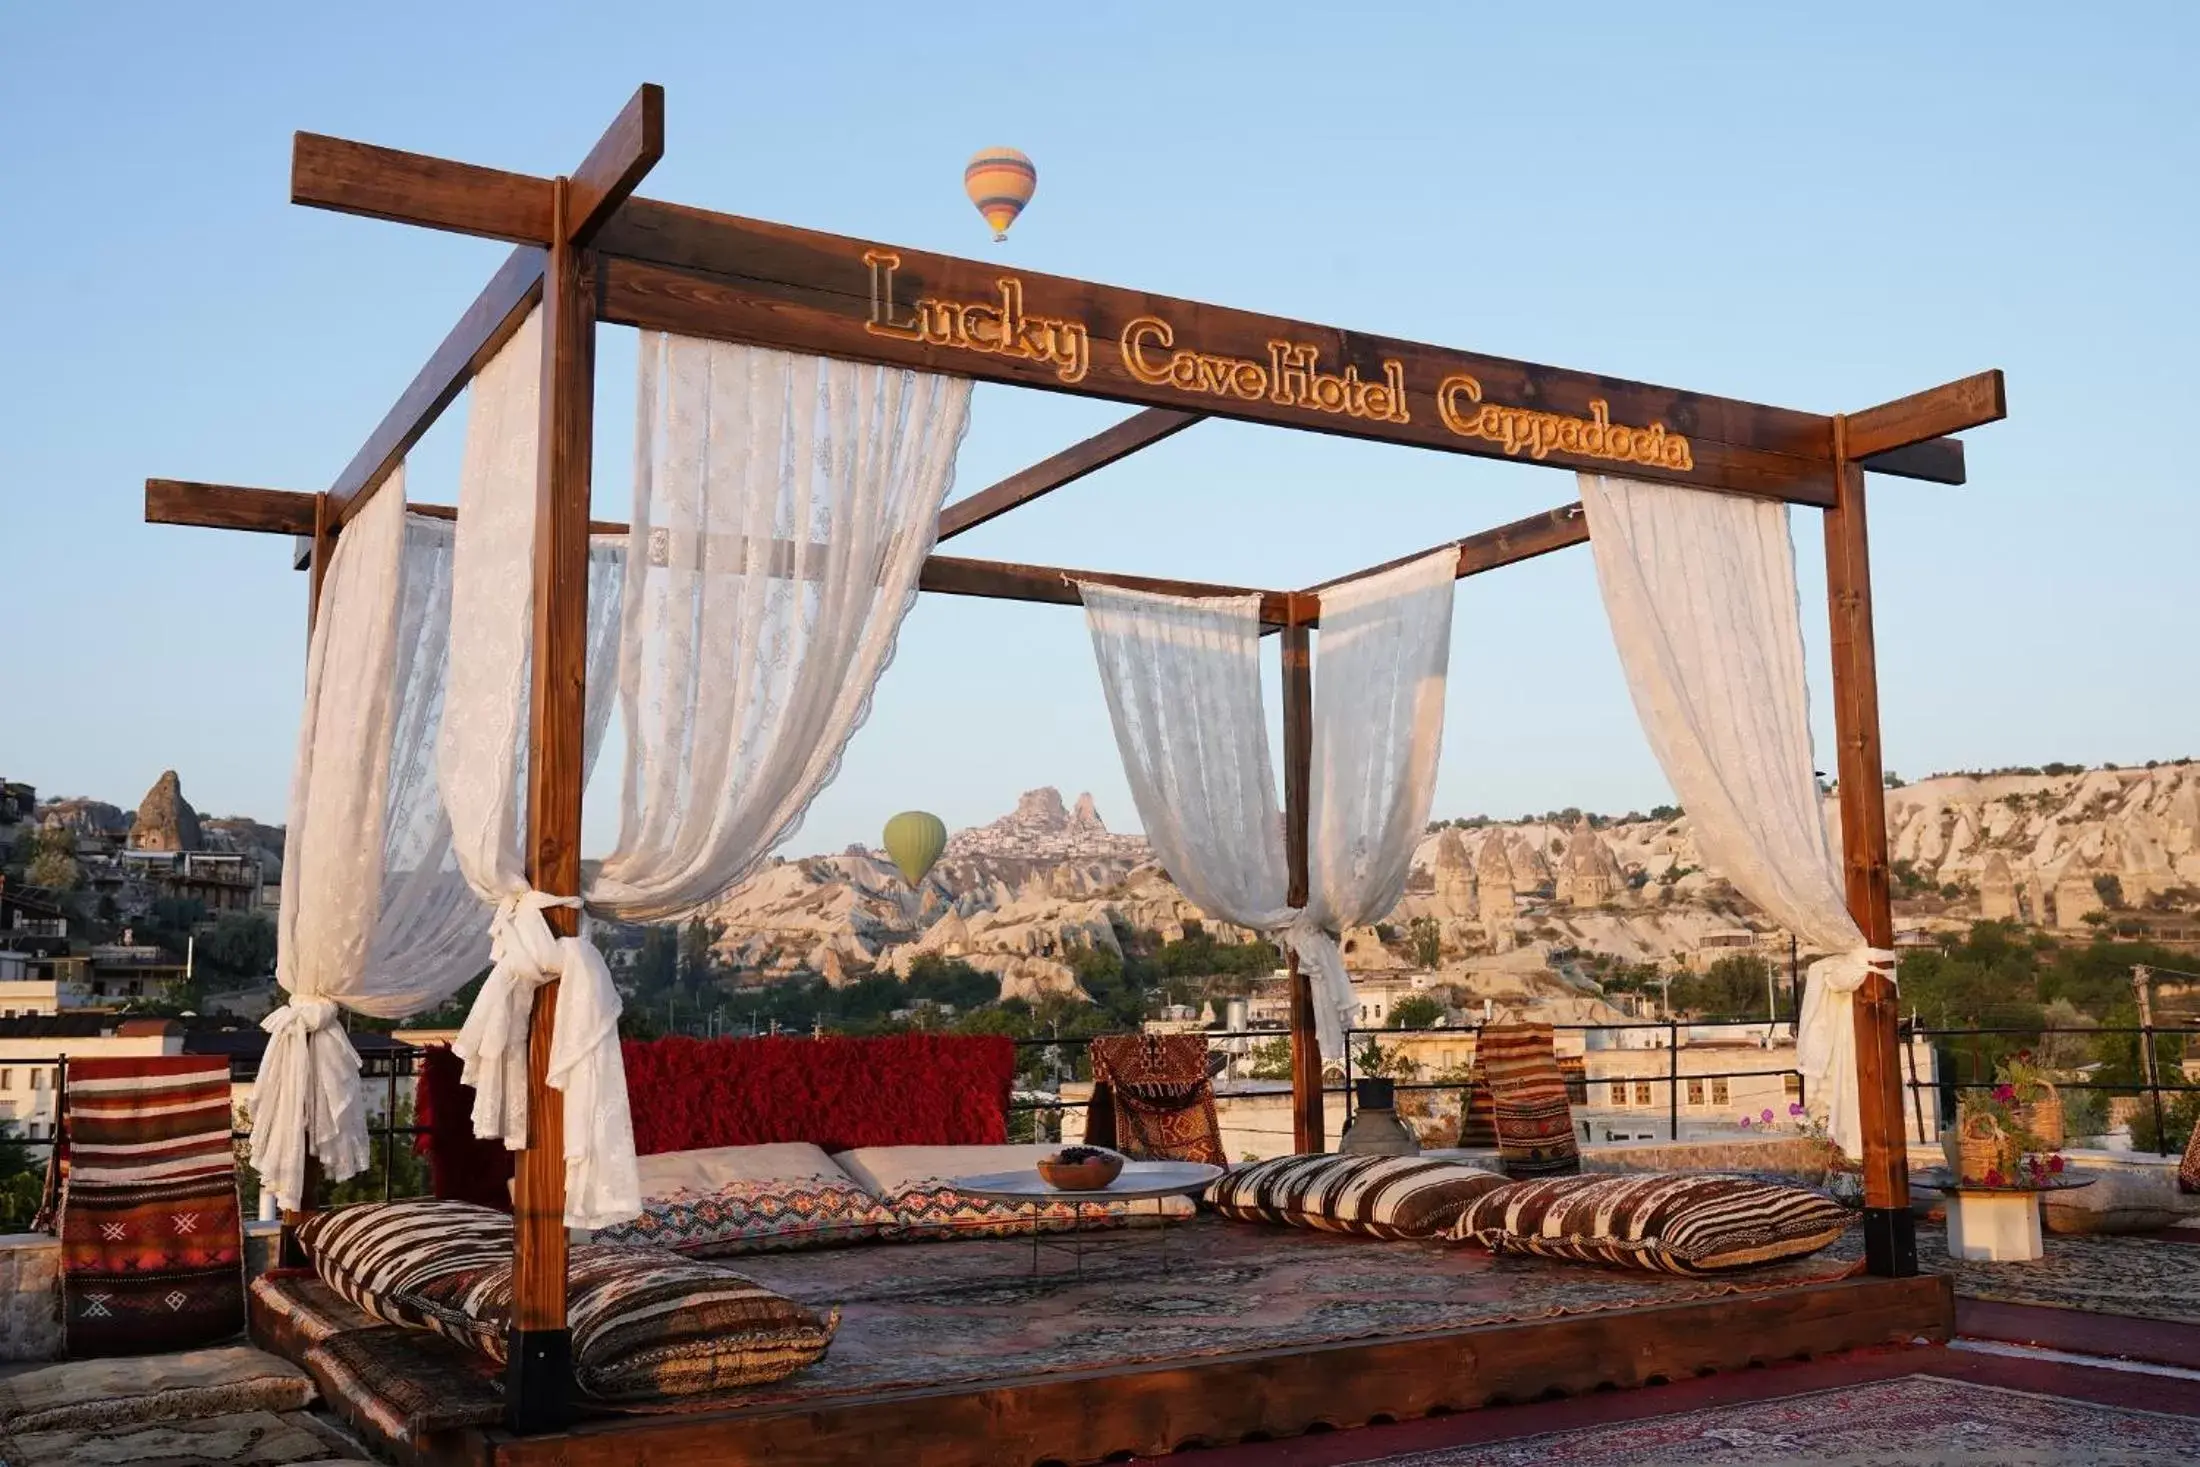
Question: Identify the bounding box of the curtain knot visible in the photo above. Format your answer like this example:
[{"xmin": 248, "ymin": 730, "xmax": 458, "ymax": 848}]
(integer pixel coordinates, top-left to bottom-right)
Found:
[{"xmin": 261, "ymin": 996, "xmax": 341, "ymax": 1037}]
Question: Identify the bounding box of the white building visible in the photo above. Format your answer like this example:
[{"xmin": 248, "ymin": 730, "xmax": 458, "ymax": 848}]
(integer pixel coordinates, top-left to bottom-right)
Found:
[{"xmin": 0, "ymin": 1015, "xmax": 185, "ymax": 1147}]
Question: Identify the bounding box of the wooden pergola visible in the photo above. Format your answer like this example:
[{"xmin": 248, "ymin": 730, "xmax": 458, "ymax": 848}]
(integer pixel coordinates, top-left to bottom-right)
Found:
[{"xmin": 151, "ymin": 84, "xmax": 2004, "ymax": 1440}]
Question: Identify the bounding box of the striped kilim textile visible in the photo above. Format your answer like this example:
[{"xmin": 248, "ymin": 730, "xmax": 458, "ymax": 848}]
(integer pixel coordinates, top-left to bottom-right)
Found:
[
  {"xmin": 1457, "ymin": 1060, "xmax": 1499, "ymax": 1147},
  {"xmin": 1452, "ymin": 1172, "xmax": 1853, "ymax": 1274},
  {"xmin": 1205, "ymin": 1153, "xmax": 1507, "ymax": 1239},
  {"xmin": 1478, "ymin": 1023, "xmax": 1582, "ymax": 1179},
  {"xmin": 60, "ymin": 1056, "xmax": 245, "ymax": 1356}
]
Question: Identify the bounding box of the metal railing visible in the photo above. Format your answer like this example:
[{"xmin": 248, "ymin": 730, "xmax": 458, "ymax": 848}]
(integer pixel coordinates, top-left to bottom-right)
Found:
[
  {"xmin": 999, "ymin": 1020, "xmax": 1810, "ymax": 1146},
  {"xmin": 1900, "ymin": 1021, "xmax": 2200, "ymax": 1156}
]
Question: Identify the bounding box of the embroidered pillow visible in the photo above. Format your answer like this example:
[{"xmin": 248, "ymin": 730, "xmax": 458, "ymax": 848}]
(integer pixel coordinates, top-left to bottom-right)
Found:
[
  {"xmin": 1452, "ymin": 1173, "xmax": 1852, "ymax": 1274},
  {"xmin": 1478, "ymin": 1024, "xmax": 1582, "ymax": 1178},
  {"xmin": 1205, "ymin": 1154, "xmax": 1507, "ymax": 1239},
  {"xmin": 593, "ymin": 1144, "xmax": 892, "ymax": 1256}
]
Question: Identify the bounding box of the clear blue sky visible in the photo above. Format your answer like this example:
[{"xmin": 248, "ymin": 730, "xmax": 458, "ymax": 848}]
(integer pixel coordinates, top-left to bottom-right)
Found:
[{"xmin": 5, "ymin": 3, "xmax": 2194, "ymax": 855}]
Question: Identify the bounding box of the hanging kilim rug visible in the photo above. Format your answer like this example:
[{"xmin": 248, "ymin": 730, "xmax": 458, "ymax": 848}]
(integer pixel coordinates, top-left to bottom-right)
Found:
[{"xmin": 60, "ymin": 1056, "xmax": 245, "ymax": 1357}]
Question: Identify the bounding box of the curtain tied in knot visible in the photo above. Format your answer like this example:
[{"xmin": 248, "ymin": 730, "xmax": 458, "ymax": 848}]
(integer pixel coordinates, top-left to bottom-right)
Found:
[
  {"xmin": 1796, "ymin": 947, "xmax": 1899, "ymax": 1160},
  {"xmin": 451, "ymin": 889, "xmax": 641, "ymax": 1230},
  {"xmin": 249, "ymin": 996, "xmax": 368, "ymax": 1214},
  {"xmin": 1278, "ymin": 916, "xmax": 1355, "ymax": 1061}
]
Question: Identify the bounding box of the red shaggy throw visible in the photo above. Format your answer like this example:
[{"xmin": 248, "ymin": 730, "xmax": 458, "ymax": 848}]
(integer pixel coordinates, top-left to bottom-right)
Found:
[
  {"xmin": 623, "ymin": 1035, "xmax": 1014, "ymax": 1156},
  {"xmin": 60, "ymin": 1056, "xmax": 244, "ymax": 1357},
  {"xmin": 417, "ymin": 1034, "xmax": 1016, "ymax": 1200},
  {"xmin": 415, "ymin": 1046, "xmax": 515, "ymax": 1211}
]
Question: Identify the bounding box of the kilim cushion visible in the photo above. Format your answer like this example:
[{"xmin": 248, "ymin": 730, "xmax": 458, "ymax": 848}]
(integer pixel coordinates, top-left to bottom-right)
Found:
[
  {"xmin": 299, "ymin": 1201, "xmax": 838, "ymax": 1400},
  {"xmin": 592, "ymin": 1143, "xmax": 894, "ymax": 1256},
  {"xmin": 1457, "ymin": 1061, "xmax": 1499, "ymax": 1148},
  {"xmin": 58, "ymin": 1056, "xmax": 246, "ymax": 1357},
  {"xmin": 1204, "ymin": 1154, "xmax": 1509, "ymax": 1239},
  {"xmin": 1451, "ymin": 1173, "xmax": 1853, "ymax": 1274},
  {"xmin": 1477, "ymin": 1023, "xmax": 1583, "ymax": 1178},
  {"xmin": 1087, "ymin": 1034, "xmax": 1227, "ymax": 1165},
  {"xmin": 2181, "ymin": 1113, "xmax": 2200, "ymax": 1196}
]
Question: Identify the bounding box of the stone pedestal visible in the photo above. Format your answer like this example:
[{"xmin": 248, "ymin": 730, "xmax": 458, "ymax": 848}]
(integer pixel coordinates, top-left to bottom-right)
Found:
[{"xmin": 1945, "ymin": 1190, "xmax": 2043, "ymax": 1262}]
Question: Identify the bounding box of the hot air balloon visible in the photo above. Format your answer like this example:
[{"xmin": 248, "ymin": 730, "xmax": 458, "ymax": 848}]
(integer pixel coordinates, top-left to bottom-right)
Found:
[
  {"xmin": 883, "ymin": 810, "xmax": 948, "ymax": 888},
  {"xmin": 964, "ymin": 148, "xmax": 1036, "ymax": 242}
]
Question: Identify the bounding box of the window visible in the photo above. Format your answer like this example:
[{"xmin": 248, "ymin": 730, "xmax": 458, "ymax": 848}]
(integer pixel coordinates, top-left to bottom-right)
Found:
[
  {"xmin": 1783, "ymin": 1074, "xmax": 1803, "ymax": 1104},
  {"xmin": 1633, "ymin": 1082, "xmax": 1654, "ymax": 1107},
  {"xmin": 1610, "ymin": 1082, "xmax": 1629, "ymax": 1106},
  {"xmin": 1710, "ymin": 1078, "xmax": 1730, "ymax": 1106},
  {"xmin": 1686, "ymin": 1078, "xmax": 1704, "ymax": 1107},
  {"xmin": 29, "ymin": 1070, "xmax": 44, "ymax": 1092}
]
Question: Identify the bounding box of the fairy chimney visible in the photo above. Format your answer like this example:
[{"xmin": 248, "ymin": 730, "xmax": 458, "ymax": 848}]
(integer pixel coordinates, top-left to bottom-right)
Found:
[
  {"xmin": 1554, "ymin": 818, "xmax": 1624, "ymax": 908},
  {"xmin": 1433, "ymin": 829, "xmax": 1478, "ymax": 916},
  {"xmin": 1978, "ymin": 852, "xmax": 2019, "ymax": 923},
  {"xmin": 128, "ymin": 769, "xmax": 203, "ymax": 853},
  {"xmin": 1476, "ymin": 835, "xmax": 1517, "ymax": 952},
  {"xmin": 2053, "ymin": 854, "xmax": 2104, "ymax": 930}
]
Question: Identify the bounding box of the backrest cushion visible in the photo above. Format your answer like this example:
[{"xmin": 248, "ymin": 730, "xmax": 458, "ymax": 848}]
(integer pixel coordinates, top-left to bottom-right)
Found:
[
  {"xmin": 593, "ymin": 1143, "xmax": 892, "ymax": 1257},
  {"xmin": 1452, "ymin": 1173, "xmax": 1852, "ymax": 1274},
  {"xmin": 1478, "ymin": 1024, "xmax": 1582, "ymax": 1179},
  {"xmin": 1205, "ymin": 1154, "xmax": 1509, "ymax": 1239}
]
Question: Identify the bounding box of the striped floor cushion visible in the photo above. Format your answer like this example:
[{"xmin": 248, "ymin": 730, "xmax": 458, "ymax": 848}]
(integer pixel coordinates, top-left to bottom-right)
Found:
[
  {"xmin": 1451, "ymin": 1173, "xmax": 1853, "ymax": 1274},
  {"xmin": 1205, "ymin": 1154, "xmax": 1508, "ymax": 1239},
  {"xmin": 298, "ymin": 1200, "xmax": 837, "ymax": 1401}
]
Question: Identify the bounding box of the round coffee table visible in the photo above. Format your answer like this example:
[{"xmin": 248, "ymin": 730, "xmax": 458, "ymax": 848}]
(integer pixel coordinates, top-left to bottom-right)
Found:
[
  {"xmin": 1912, "ymin": 1166, "xmax": 2094, "ymax": 1262},
  {"xmin": 957, "ymin": 1161, "xmax": 1223, "ymax": 1276}
]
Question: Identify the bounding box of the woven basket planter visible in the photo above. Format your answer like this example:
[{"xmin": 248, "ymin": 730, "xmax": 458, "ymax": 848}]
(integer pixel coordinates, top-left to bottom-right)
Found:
[
  {"xmin": 1955, "ymin": 1108, "xmax": 2022, "ymax": 1183},
  {"xmin": 2019, "ymin": 1084, "xmax": 2065, "ymax": 1150}
]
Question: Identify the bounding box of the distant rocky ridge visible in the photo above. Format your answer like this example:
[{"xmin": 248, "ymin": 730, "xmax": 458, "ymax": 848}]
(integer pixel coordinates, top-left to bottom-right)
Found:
[{"xmin": 697, "ymin": 765, "xmax": 2200, "ymax": 998}]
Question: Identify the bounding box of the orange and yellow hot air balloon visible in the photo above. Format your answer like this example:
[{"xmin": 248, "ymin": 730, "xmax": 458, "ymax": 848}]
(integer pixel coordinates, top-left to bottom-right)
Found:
[{"xmin": 963, "ymin": 147, "xmax": 1036, "ymax": 242}]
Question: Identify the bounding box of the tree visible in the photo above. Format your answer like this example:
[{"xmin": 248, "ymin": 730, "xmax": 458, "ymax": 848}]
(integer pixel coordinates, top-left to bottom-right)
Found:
[
  {"xmin": 1667, "ymin": 954, "xmax": 1772, "ymax": 1021},
  {"xmin": 2094, "ymin": 874, "xmax": 2126, "ymax": 910},
  {"xmin": 1389, "ymin": 994, "xmax": 1445, "ymax": 1030},
  {"xmin": 1408, "ymin": 916, "xmax": 1443, "ymax": 970},
  {"xmin": 26, "ymin": 845, "xmax": 78, "ymax": 892},
  {"xmin": 678, "ymin": 916, "xmax": 724, "ymax": 987},
  {"xmin": 196, "ymin": 912, "xmax": 276, "ymax": 980}
]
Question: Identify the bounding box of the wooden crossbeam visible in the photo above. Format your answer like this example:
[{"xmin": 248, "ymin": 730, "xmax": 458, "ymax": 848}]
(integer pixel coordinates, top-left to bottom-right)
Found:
[
  {"xmin": 565, "ymin": 85, "xmax": 664, "ymax": 247},
  {"xmin": 141, "ymin": 478, "xmax": 1305, "ymax": 622},
  {"xmin": 935, "ymin": 408, "xmax": 1202, "ymax": 542},
  {"xmin": 325, "ymin": 245, "xmax": 545, "ymax": 527},
  {"xmin": 1842, "ymin": 369, "xmax": 2006, "ymax": 462},
  {"xmin": 1306, "ymin": 503, "xmax": 1589, "ymax": 595},
  {"xmin": 285, "ymin": 114, "xmax": 1990, "ymax": 506}
]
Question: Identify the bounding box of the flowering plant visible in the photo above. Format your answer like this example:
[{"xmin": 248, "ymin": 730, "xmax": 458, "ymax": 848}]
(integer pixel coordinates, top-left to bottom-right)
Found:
[{"xmin": 1956, "ymin": 1050, "xmax": 2065, "ymax": 1184}]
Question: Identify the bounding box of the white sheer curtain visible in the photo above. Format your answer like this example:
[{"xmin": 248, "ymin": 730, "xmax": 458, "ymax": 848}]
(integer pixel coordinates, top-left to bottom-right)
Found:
[
  {"xmin": 441, "ymin": 322, "xmax": 968, "ymax": 1227},
  {"xmin": 1081, "ymin": 549, "xmax": 1456, "ymax": 1057},
  {"xmin": 1579, "ymin": 471, "xmax": 1892, "ymax": 1158},
  {"xmin": 588, "ymin": 334, "xmax": 970, "ymax": 919}
]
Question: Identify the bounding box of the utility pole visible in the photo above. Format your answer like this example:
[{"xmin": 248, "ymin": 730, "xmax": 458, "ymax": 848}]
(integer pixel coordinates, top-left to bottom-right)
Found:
[{"xmin": 2134, "ymin": 965, "xmax": 2158, "ymax": 1089}]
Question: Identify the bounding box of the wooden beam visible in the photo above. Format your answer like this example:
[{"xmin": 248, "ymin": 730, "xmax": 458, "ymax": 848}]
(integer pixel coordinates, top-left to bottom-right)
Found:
[
  {"xmin": 326, "ymin": 245, "xmax": 546, "ymax": 527},
  {"xmin": 508, "ymin": 180, "xmax": 589, "ymax": 1433},
  {"xmin": 1842, "ymin": 370, "xmax": 2006, "ymax": 462},
  {"xmin": 1282, "ymin": 617, "xmax": 1321, "ymax": 1154},
  {"xmin": 920, "ymin": 553, "xmax": 1308, "ymax": 625},
  {"xmin": 145, "ymin": 478, "xmax": 317, "ymax": 536},
  {"xmin": 1306, "ymin": 504, "xmax": 1588, "ymax": 595},
  {"xmin": 1824, "ymin": 413, "xmax": 1914, "ymax": 1279},
  {"xmin": 935, "ymin": 409, "xmax": 1202, "ymax": 542},
  {"xmin": 565, "ymin": 84, "xmax": 664, "ymax": 247},
  {"xmin": 292, "ymin": 132, "xmax": 554, "ymax": 244},
  {"xmin": 1858, "ymin": 437, "xmax": 1963, "ymax": 485}
]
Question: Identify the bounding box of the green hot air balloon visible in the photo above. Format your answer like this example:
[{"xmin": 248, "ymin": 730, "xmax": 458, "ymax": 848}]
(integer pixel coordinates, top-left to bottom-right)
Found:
[{"xmin": 882, "ymin": 810, "xmax": 947, "ymax": 888}]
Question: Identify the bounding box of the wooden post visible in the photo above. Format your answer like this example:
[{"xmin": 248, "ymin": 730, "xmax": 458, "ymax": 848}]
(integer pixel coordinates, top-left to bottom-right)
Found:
[
  {"xmin": 1824, "ymin": 414, "xmax": 1915, "ymax": 1278},
  {"xmin": 1281, "ymin": 617, "xmax": 1322, "ymax": 1153},
  {"xmin": 507, "ymin": 175, "xmax": 595, "ymax": 1431}
]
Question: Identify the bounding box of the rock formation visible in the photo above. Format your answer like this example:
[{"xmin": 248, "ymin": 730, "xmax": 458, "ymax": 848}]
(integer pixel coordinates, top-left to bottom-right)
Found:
[
  {"xmin": 1979, "ymin": 852, "xmax": 2019, "ymax": 922},
  {"xmin": 128, "ymin": 770, "xmax": 203, "ymax": 852},
  {"xmin": 2053, "ymin": 855, "xmax": 2104, "ymax": 930},
  {"xmin": 1477, "ymin": 835, "xmax": 1517, "ymax": 951},
  {"xmin": 1433, "ymin": 829, "xmax": 1477, "ymax": 916},
  {"xmin": 1554, "ymin": 818, "xmax": 1625, "ymax": 907}
]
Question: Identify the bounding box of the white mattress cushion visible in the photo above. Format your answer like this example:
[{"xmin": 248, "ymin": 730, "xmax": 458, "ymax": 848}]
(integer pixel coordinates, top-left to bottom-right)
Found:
[
  {"xmin": 829, "ymin": 1144, "xmax": 1060, "ymax": 1198},
  {"xmin": 636, "ymin": 1142, "xmax": 856, "ymax": 1203}
]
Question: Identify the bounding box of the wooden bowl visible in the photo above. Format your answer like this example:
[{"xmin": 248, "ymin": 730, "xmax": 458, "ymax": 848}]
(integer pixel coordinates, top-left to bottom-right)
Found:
[{"xmin": 1037, "ymin": 1154, "xmax": 1123, "ymax": 1190}]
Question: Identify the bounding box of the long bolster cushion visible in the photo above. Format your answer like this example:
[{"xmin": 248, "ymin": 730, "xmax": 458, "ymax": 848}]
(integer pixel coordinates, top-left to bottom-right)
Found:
[
  {"xmin": 591, "ymin": 1142, "xmax": 894, "ymax": 1257},
  {"xmin": 296, "ymin": 1201, "xmax": 837, "ymax": 1402},
  {"xmin": 1450, "ymin": 1173, "xmax": 1853, "ymax": 1274},
  {"xmin": 1205, "ymin": 1154, "xmax": 1509, "ymax": 1239}
]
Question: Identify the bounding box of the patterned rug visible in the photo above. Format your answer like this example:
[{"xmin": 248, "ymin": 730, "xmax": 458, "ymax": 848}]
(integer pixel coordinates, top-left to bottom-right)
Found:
[
  {"xmin": 60, "ymin": 1056, "xmax": 246, "ymax": 1357},
  {"xmin": 725, "ymin": 1214, "xmax": 1852, "ymax": 1406},
  {"xmin": 1361, "ymin": 1374, "xmax": 2200, "ymax": 1465},
  {"xmin": 1816, "ymin": 1225, "xmax": 2200, "ymax": 1325}
]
